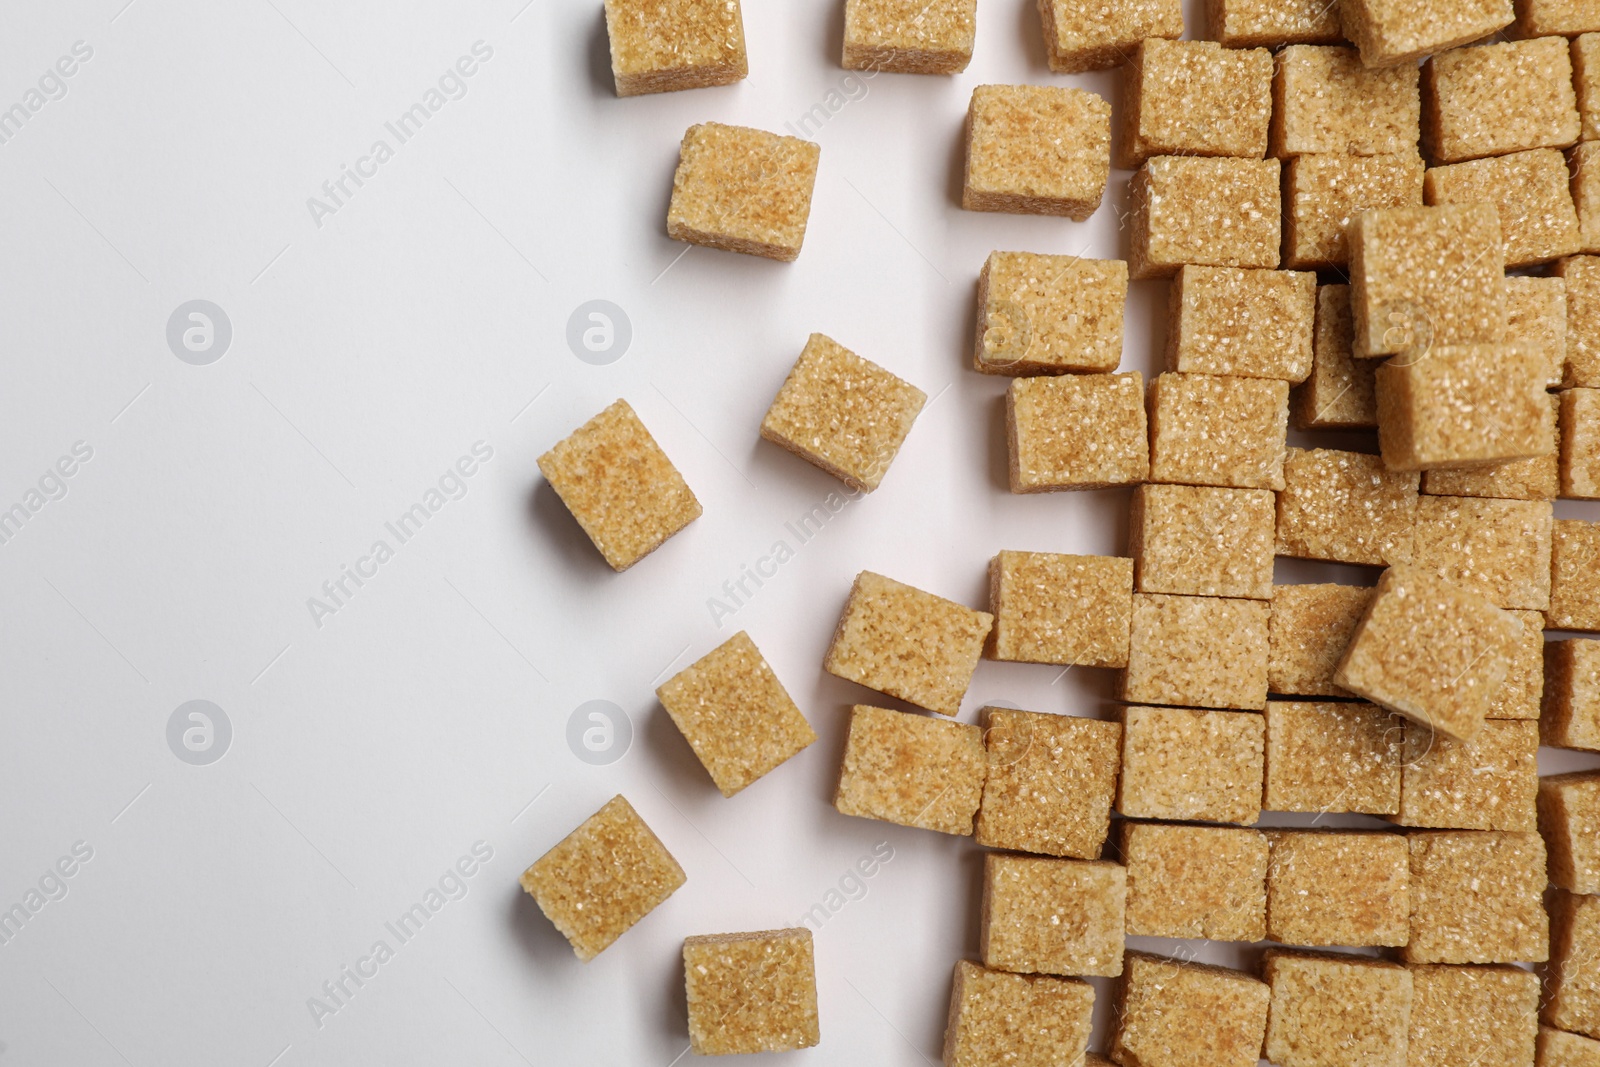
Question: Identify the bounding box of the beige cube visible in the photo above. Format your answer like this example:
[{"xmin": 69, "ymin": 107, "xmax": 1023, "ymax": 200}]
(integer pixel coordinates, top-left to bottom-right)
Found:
[
  {"xmin": 1206, "ymin": 0, "xmax": 1343, "ymax": 45},
  {"xmin": 1424, "ymin": 38, "xmax": 1581, "ymax": 164},
  {"xmin": 1562, "ymin": 388, "xmax": 1600, "ymax": 498},
  {"xmin": 1130, "ymin": 483, "xmax": 1276, "ymax": 600},
  {"xmin": 1577, "ymin": 142, "xmax": 1600, "ymax": 255},
  {"xmin": 1425, "ymin": 148, "xmax": 1582, "ymax": 267},
  {"xmin": 1423, "ymin": 395, "xmax": 1560, "ymax": 502},
  {"xmin": 942, "ymin": 961, "xmax": 1094, "ymax": 1067},
  {"xmin": 987, "ymin": 552, "xmax": 1133, "ymax": 668},
  {"xmin": 1147, "ymin": 372, "xmax": 1289, "ymax": 490},
  {"xmin": 1292, "ymin": 285, "xmax": 1379, "ymax": 429},
  {"xmin": 1540, "ymin": 771, "xmax": 1600, "ymax": 894},
  {"xmin": 1284, "ymin": 153, "xmax": 1426, "ymax": 271},
  {"xmin": 1117, "ymin": 705, "xmax": 1266, "ymax": 824},
  {"xmin": 980, "ymin": 853, "xmax": 1125, "ymax": 977},
  {"xmin": 1166, "ymin": 266, "xmax": 1316, "ymax": 381},
  {"xmin": 1113, "ymin": 951, "xmax": 1271, "ymax": 1067},
  {"xmin": 1540, "ymin": 1026, "xmax": 1600, "ymax": 1067},
  {"xmin": 1508, "ymin": 274, "xmax": 1571, "ymax": 386},
  {"xmin": 1037, "ymin": 0, "xmax": 1183, "ymax": 74},
  {"xmin": 604, "ymin": 0, "xmax": 747, "ymax": 96},
  {"xmin": 1376, "ymin": 343, "xmax": 1552, "ymax": 471},
  {"xmin": 1264, "ymin": 699, "xmax": 1402, "ymax": 815},
  {"xmin": 1578, "ymin": 34, "xmax": 1600, "ymax": 141},
  {"xmin": 1556, "ymin": 256, "xmax": 1600, "ymax": 387},
  {"xmin": 1265, "ymin": 831, "xmax": 1411, "ymax": 947},
  {"xmin": 1490, "ymin": 609, "xmax": 1547, "ymax": 720},
  {"xmin": 1264, "ymin": 951, "xmax": 1414, "ymax": 1067},
  {"xmin": 964, "ymin": 84, "xmax": 1110, "ymax": 220},
  {"xmin": 666, "ymin": 123, "xmax": 820, "ymax": 261},
  {"xmin": 974, "ymin": 252, "xmax": 1127, "ymax": 375},
  {"xmin": 683, "ymin": 928, "xmax": 819, "ymax": 1055},
  {"xmin": 1271, "ymin": 45, "xmax": 1421, "ymax": 157},
  {"xmin": 833, "ymin": 704, "xmax": 986, "ymax": 834},
  {"xmin": 975, "ymin": 708, "xmax": 1120, "ymax": 859},
  {"xmin": 1409, "ymin": 964, "xmax": 1541, "ymax": 1067},
  {"xmin": 1128, "ymin": 156, "xmax": 1282, "ymax": 279},
  {"xmin": 1340, "ymin": 0, "xmax": 1514, "ymax": 67},
  {"xmin": 1118, "ymin": 39, "xmax": 1272, "ymax": 168},
  {"xmin": 1516, "ymin": 0, "xmax": 1600, "ymax": 34},
  {"xmin": 1544, "ymin": 639, "xmax": 1600, "ymax": 749},
  {"xmin": 842, "ymin": 0, "xmax": 976, "ymax": 74},
  {"xmin": 1121, "ymin": 594, "xmax": 1271, "ymax": 711},
  {"xmin": 1407, "ymin": 830, "xmax": 1549, "ymax": 964},
  {"xmin": 1275, "ymin": 447, "xmax": 1419, "ymax": 567},
  {"xmin": 1551, "ymin": 520, "xmax": 1600, "ymax": 631},
  {"xmin": 1119, "ymin": 822, "xmax": 1268, "ymax": 941},
  {"xmin": 1394, "ymin": 719, "xmax": 1540, "ymax": 831},
  {"xmin": 1007, "ymin": 373, "xmax": 1149, "ymax": 492},
  {"xmin": 1408, "ymin": 496, "xmax": 1553, "ymax": 611},
  {"xmin": 1268, "ymin": 584, "xmax": 1375, "ymax": 698},
  {"xmin": 1546, "ymin": 890, "xmax": 1600, "ymax": 1037}
]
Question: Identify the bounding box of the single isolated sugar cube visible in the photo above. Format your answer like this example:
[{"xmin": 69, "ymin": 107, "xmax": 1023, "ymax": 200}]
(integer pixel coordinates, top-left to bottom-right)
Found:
[
  {"xmin": 1007, "ymin": 372, "xmax": 1149, "ymax": 492},
  {"xmin": 1117, "ymin": 39, "xmax": 1273, "ymax": 168},
  {"xmin": 987, "ymin": 551, "xmax": 1133, "ymax": 668},
  {"xmin": 1409, "ymin": 964, "xmax": 1540, "ymax": 1067},
  {"xmin": 942, "ymin": 960, "xmax": 1094, "ymax": 1067},
  {"xmin": 538, "ymin": 398, "xmax": 702, "ymax": 571},
  {"xmin": 1546, "ymin": 640, "xmax": 1600, "ymax": 750},
  {"xmin": 1264, "ymin": 951, "xmax": 1415, "ymax": 1067},
  {"xmin": 520, "ymin": 795, "xmax": 686, "ymax": 961},
  {"xmin": 1275, "ymin": 447, "xmax": 1420, "ymax": 567},
  {"xmin": 1425, "ymin": 149, "xmax": 1582, "ymax": 267},
  {"xmin": 1408, "ymin": 496, "xmax": 1554, "ymax": 611},
  {"xmin": 1119, "ymin": 822, "xmax": 1269, "ymax": 941},
  {"xmin": 1393, "ymin": 719, "xmax": 1540, "ymax": 831},
  {"xmin": 666, "ymin": 122, "xmax": 820, "ymax": 262},
  {"xmin": 656, "ymin": 631, "xmax": 817, "ymax": 797},
  {"xmin": 1423, "ymin": 395, "xmax": 1559, "ymax": 502},
  {"xmin": 842, "ymin": 0, "xmax": 976, "ymax": 74},
  {"xmin": 1122, "ymin": 594, "xmax": 1270, "ymax": 710},
  {"xmin": 760, "ymin": 333, "xmax": 926, "ymax": 493},
  {"xmin": 1406, "ymin": 830, "xmax": 1549, "ymax": 964},
  {"xmin": 1271, "ymin": 46, "xmax": 1421, "ymax": 158},
  {"xmin": 1376, "ymin": 344, "xmax": 1552, "ymax": 471},
  {"xmin": 1557, "ymin": 257, "xmax": 1600, "ymax": 387},
  {"xmin": 1117, "ymin": 705, "xmax": 1266, "ymax": 824},
  {"xmin": 1507, "ymin": 274, "xmax": 1570, "ymax": 386},
  {"xmin": 1147, "ymin": 372, "xmax": 1289, "ymax": 490},
  {"xmin": 683, "ymin": 928, "xmax": 819, "ymax": 1055},
  {"xmin": 1284, "ymin": 154, "xmax": 1426, "ymax": 271},
  {"xmin": 1540, "ymin": 1026, "xmax": 1600, "ymax": 1067},
  {"xmin": 1130, "ymin": 483, "xmax": 1276, "ymax": 600},
  {"xmin": 974, "ymin": 252, "xmax": 1127, "ymax": 375},
  {"xmin": 1266, "ymin": 830, "xmax": 1411, "ymax": 947},
  {"xmin": 1268, "ymin": 585, "xmax": 1376, "ymax": 698},
  {"xmin": 1113, "ymin": 951, "xmax": 1271, "ymax": 1067},
  {"xmin": 1517, "ymin": 0, "xmax": 1600, "ymax": 34},
  {"xmin": 1540, "ymin": 771, "xmax": 1600, "ymax": 893},
  {"xmin": 1551, "ymin": 520, "xmax": 1600, "ymax": 631},
  {"xmin": 963, "ymin": 84, "xmax": 1110, "ymax": 220},
  {"xmin": 603, "ymin": 0, "xmax": 747, "ymax": 97},
  {"xmin": 1340, "ymin": 0, "xmax": 1514, "ymax": 67},
  {"xmin": 1037, "ymin": 0, "xmax": 1182, "ymax": 74},
  {"xmin": 976, "ymin": 708, "xmax": 1121, "ymax": 859},
  {"xmin": 1488, "ymin": 609, "xmax": 1547, "ymax": 720},
  {"xmin": 1563, "ymin": 389, "xmax": 1600, "ymax": 498},
  {"xmin": 1264, "ymin": 700, "xmax": 1403, "ymax": 815},
  {"xmin": 1548, "ymin": 892, "xmax": 1600, "ymax": 1038},
  {"xmin": 824, "ymin": 571, "xmax": 993, "ymax": 716},
  {"xmin": 1128, "ymin": 156, "xmax": 1281, "ymax": 279},
  {"xmin": 1424, "ymin": 38, "xmax": 1581, "ymax": 165},
  {"xmin": 1206, "ymin": 0, "xmax": 1343, "ymax": 47},
  {"xmin": 1166, "ymin": 266, "xmax": 1316, "ymax": 382},
  {"xmin": 980, "ymin": 853, "xmax": 1125, "ymax": 977},
  {"xmin": 1293, "ymin": 285, "xmax": 1380, "ymax": 430},
  {"xmin": 1333, "ymin": 565, "xmax": 1527, "ymax": 741},
  {"xmin": 833, "ymin": 704, "xmax": 986, "ymax": 834}
]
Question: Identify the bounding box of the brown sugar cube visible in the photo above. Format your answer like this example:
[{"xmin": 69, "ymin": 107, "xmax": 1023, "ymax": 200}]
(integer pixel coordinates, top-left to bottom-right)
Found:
[
  {"xmin": 1545, "ymin": 641, "xmax": 1600, "ymax": 749},
  {"xmin": 520, "ymin": 795, "xmax": 686, "ymax": 961},
  {"xmin": 842, "ymin": 0, "xmax": 975, "ymax": 74},
  {"xmin": 1117, "ymin": 705, "xmax": 1266, "ymax": 823},
  {"xmin": 666, "ymin": 123, "xmax": 819, "ymax": 262},
  {"xmin": 1121, "ymin": 594, "xmax": 1271, "ymax": 711},
  {"xmin": 1264, "ymin": 699, "xmax": 1403, "ymax": 814},
  {"xmin": 683, "ymin": 928, "xmax": 819, "ymax": 1055},
  {"xmin": 1578, "ymin": 144, "xmax": 1600, "ymax": 256},
  {"xmin": 1541, "ymin": 1026, "xmax": 1600, "ymax": 1067},
  {"xmin": 1409, "ymin": 964, "xmax": 1541, "ymax": 1067},
  {"xmin": 1578, "ymin": 34, "xmax": 1600, "ymax": 141},
  {"xmin": 1147, "ymin": 372, "xmax": 1288, "ymax": 490},
  {"xmin": 1117, "ymin": 39, "xmax": 1273, "ymax": 169},
  {"xmin": 1375, "ymin": 344, "xmax": 1552, "ymax": 471},
  {"xmin": 1551, "ymin": 520, "xmax": 1600, "ymax": 631},
  {"xmin": 1113, "ymin": 951, "xmax": 1271, "ymax": 1067},
  {"xmin": 833, "ymin": 704, "xmax": 986, "ymax": 835},
  {"xmin": 1271, "ymin": 46, "xmax": 1421, "ymax": 158},
  {"xmin": 760, "ymin": 333, "xmax": 926, "ymax": 493},
  {"xmin": 824, "ymin": 571, "xmax": 993, "ymax": 716},
  {"xmin": 1166, "ymin": 266, "xmax": 1316, "ymax": 382},
  {"xmin": 1119, "ymin": 822, "xmax": 1268, "ymax": 941},
  {"xmin": 1037, "ymin": 0, "xmax": 1183, "ymax": 74},
  {"xmin": 1562, "ymin": 389, "xmax": 1600, "ymax": 498},
  {"xmin": 1264, "ymin": 950, "xmax": 1414, "ymax": 1067},
  {"xmin": 1276, "ymin": 448, "xmax": 1420, "ymax": 567},
  {"xmin": 1349, "ymin": 204, "xmax": 1507, "ymax": 358},
  {"xmin": 1517, "ymin": 0, "xmax": 1600, "ymax": 34},
  {"xmin": 538, "ymin": 398, "xmax": 702, "ymax": 571},
  {"xmin": 975, "ymin": 708, "xmax": 1121, "ymax": 859},
  {"xmin": 1424, "ymin": 38, "xmax": 1581, "ymax": 164},
  {"xmin": 603, "ymin": 0, "xmax": 747, "ymax": 97},
  {"xmin": 1488, "ymin": 609, "xmax": 1547, "ymax": 720},
  {"xmin": 656, "ymin": 631, "xmax": 817, "ymax": 798},
  {"xmin": 1265, "ymin": 830, "xmax": 1410, "ymax": 946},
  {"xmin": 1423, "ymin": 395, "xmax": 1560, "ymax": 501},
  {"xmin": 1333, "ymin": 565, "xmax": 1527, "ymax": 741},
  {"xmin": 1206, "ymin": 0, "xmax": 1344, "ymax": 46},
  {"xmin": 1007, "ymin": 372, "xmax": 1149, "ymax": 492},
  {"xmin": 974, "ymin": 251, "xmax": 1127, "ymax": 375},
  {"xmin": 1426, "ymin": 149, "xmax": 1582, "ymax": 267},
  {"xmin": 988, "ymin": 551, "xmax": 1134, "ymax": 668},
  {"xmin": 1508, "ymin": 274, "xmax": 1570, "ymax": 386},
  {"xmin": 1340, "ymin": 0, "xmax": 1513, "ymax": 68},
  {"xmin": 1268, "ymin": 585, "xmax": 1375, "ymax": 698},
  {"xmin": 1408, "ymin": 496, "xmax": 1553, "ymax": 611},
  {"xmin": 1130, "ymin": 484, "xmax": 1275, "ymax": 600},
  {"xmin": 1406, "ymin": 830, "xmax": 1549, "ymax": 964},
  {"xmin": 1556, "ymin": 257, "xmax": 1600, "ymax": 387},
  {"xmin": 1128, "ymin": 156, "xmax": 1281, "ymax": 280},
  {"xmin": 980, "ymin": 853, "xmax": 1126, "ymax": 977},
  {"xmin": 963, "ymin": 84, "xmax": 1110, "ymax": 221},
  {"xmin": 1540, "ymin": 771, "xmax": 1600, "ymax": 893},
  {"xmin": 1284, "ymin": 154, "xmax": 1425, "ymax": 271},
  {"xmin": 942, "ymin": 960, "xmax": 1094, "ymax": 1067},
  {"xmin": 1393, "ymin": 720, "xmax": 1540, "ymax": 831},
  {"xmin": 1546, "ymin": 890, "xmax": 1600, "ymax": 1037},
  {"xmin": 1293, "ymin": 285, "xmax": 1380, "ymax": 430}
]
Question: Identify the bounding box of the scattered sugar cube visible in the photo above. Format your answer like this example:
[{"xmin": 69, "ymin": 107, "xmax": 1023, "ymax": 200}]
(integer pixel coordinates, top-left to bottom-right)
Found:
[
  {"xmin": 666, "ymin": 122, "xmax": 820, "ymax": 262},
  {"xmin": 824, "ymin": 571, "xmax": 993, "ymax": 716},
  {"xmin": 1508, "ymin": 275, "xmax": 1570, "ymax": 386},
  {"xmin": 520, "ymin": 795, "xmax": 686, "ymax": 961},
  {"xmin": 1552, "ymin": 520, "xmax": 1600, "ymax": 630},
  {"xmin": 833, "ymin": 704, "xmax": 986, "ymax": 834},
  {"xmin": 1007, "ymin": 372, "xmax": 1149, "ymax": 492},
  {"xmin": 1424, "ymin": 38, "xmax": 1581, "ymax": 164},
  {"xmin": 1166, "ymin": 266, "xmax": 1316, "ymax": 381},
  {"xmin": 1540, "ymin": 1026, "xmax": 1600, "ymax": 1067},
  {"xmin": 1563, "ymin": 389, "xmax": 1600, "ymax": 498},
  {"xmin": 1539, "ymin": 771, "xmax": 1600, "ymax": 893},
  {"xmin": 1264, "ymin": 951, "xmax": 1414, "ymax": 1067},
  {"xmin": 1207, "ymin": 0, "xmax": 1344, "ymax": 46},
  {"xmin": 976, "ymin": 708, "xmax": 1121, "ymax": 858},
  {"xmin": 1422, "ymin": 395, "xmax": 1560, "ymax": 501},
  {"xmin": 1129, "ymin": 156, "xmax": 1282, "ymax": 279},
  {"xmin": 963, "ymin": 84, "xmax": 1110, "ymax": 220},
  {"xmin": 1131, "ymin": 483, "xmax": 1276, "ymax": 600},
  {"xmin": 1393, "ymin": 719, "xmax": 1540, "ymax": 831},
  {"xmin": 974, "ymin": 251, "xmax": 1127, "ymax": 375},
  {"xmin": 942, "ymin": 960, "xmax": 1094, "ymax": 1067},
  {"xmin": 1575, "ymin": 143, "xmax": 1600, "ymax": 254},
  {"xmin": 1275, "ymin": 447, "xmax": 1420, "ymax": 567},
  {"xmin": 1517, "ymin": 0, "xmax": 1600, "ymax": 34},
  {"xmin": 980, "ymin": 853, "xmax": 1125, "ymax": 977},
  {"xmin": 1264, "ymin": 699, "xmax": 1403, "ymax": 814},
  {"xmin": 1340, "ymin": 0, "xmax": 1514, "ymax": 67},
  {"xmin": 1284, "ymin": 154, "xmax": 1425, "ymax": 271},
  {"xmin": 1409, "ymin": 964, "xmax": 1540, "ymax": 1067},
  {"xmin": 1120, "ymin": 822, "xmax": 1268, "ymax": 941},
  {"xmin": 842, "ymin": 0, "xmax": 976, "ymax": 74},
  {"xmin": 538, "ymin": 399, "xmax": 702, "ymax": 571},
  {"xmin": 1266, "ymin": 831, "xmax": 1411, "ymax": 947},
  {"xmin": 1292, "ymin": 286, "xmax": 1380, "ymax": 429},
  {"xmin": 987, "ymin": 551, "xmax": 1134, "ymax": 668},
  {"xmin": 1117, "ymin": 705, "xmax": 1266, "ymax": 823},
  {"xmin": 1118, "ymin": 39, "xmax": 1273, "ymax": 168},
  {"xmin": 1037, "ymin": 0, "xmax": 1183, "ymax": 74},
  {"xmin": 1406, "ymin": 830, "xmax": 1549, "ymax": 964},
  {"xmin": 760, "ymin": 333, "xmax": 926, "ymax": 493},
  {"xmin": 1122, "ymin": 594, "xmax": 1271, "ymax": 710},
  {"xmin": 1268, "ymin": 584, "xmax": 1375, "ymax": 698},
  {"xmin": 1375, "ymin": 343, "xmax": 1552, "ymax": 471},
  {"xmin": 1113, "ymin": 951, "xmax": 1271, "ymax": 1067},
  {"xmin": 1425, "ymin": 148, "xmax": 1582, "ymax": 267},
  {"xmin": 1543, "ymin": 639, "xmax": 1600, "ymax": 749},
  {"xmin": 682, "ymin": 928, "xmax": 819, "ymax": 1055},
  {"xmin": 1546, "ymin": 890, "xmax": 1600, "ymax": 1036},
  {"xmin": 1577, "ymin": 34, "xmax": 1600, "ymax": 141},
  {"xmin": 1556, "ymin": 256, "xmax": 1600, "ymax": 387},
  {"xmin": 1271, "ymin": 46, "xmax": 1421, "ymax": 157},
  {"xmin": 1408, "ymin": 496, "xmax": 1553, "ymax": 611},
  {"xmin": 1148, "ymin": 372, "xmax": 1289, "ymax": 490},
  {"xmin": 603, "ymin": 0, "xmax": 747, "ymax": 97}
]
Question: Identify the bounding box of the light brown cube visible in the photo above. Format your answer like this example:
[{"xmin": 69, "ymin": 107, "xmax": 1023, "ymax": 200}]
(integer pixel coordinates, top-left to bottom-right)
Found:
[
  {"xmin": 1577, "ymin": 143, "xmax": 1600, "ymax": 255},
  {"xmin": 942, "ymin": 961, "xmax": 1094, "ymax": 1067},
  {"xmin": 1264, "ymin": 699, "xmax": 1402, "ymax": 814},
  {"xmin": 1509, "ymin": 274, "xmax": 1571, "ymax": 386},
  {"xmin": 1113, "ymin": 951, "xmax": 1271, "ymax": 1067},
  {"xmin": 1147, "ymin": 372, "xmax": 1288, "ymax": 490},
  {"xmin": 1556, "ymin": 257, "xmax": 1600, "ymax": 387},
  {"xmin": 1406, "ymin": 830, "xmax": 1549, "ymax": 964},
  {"xmin": 1425, "ymin": 38, "xmax": 1581, "ymax": 164},
  {"xmin": 1341, "ymin": 0, "xmax": 1513, "ymax": 67},
  {"xmin": 604, "ymin": 0, "xmax": 747, "ymax": 96},
  {"xmin": 1394, "ymin": 719, "xmax": 1540, "ymax": 831},
  {"xmin": 1540, "ymin": 771, "xmax": 1600, "ymax": 893},
  {"xmin": 1128, "ymin": 156, "xmax": 1282, "ymax": 279},
  {"xmin": 1563, "ymin": 388, "xmax": 1600, "ymax": 498},
  {"xmin": 1490, "ymin": 609, "xmax": 1549, "ymax": 720},
  {"xmin": 964, "ymin": 84, "xmax": 1110, "ymax": 220},
  {"xmin": 1121, "ymin": 594, "xmax": 1271, "ymax": 711},
  {"xmin": 1271, "ymin": 46, "xmax": 1421, "ymax": 158},
  {"xmin": 1517, "ymin": 0, "xmax": 1600, "ymax": 34},
  {"xmin": 1409, "ymin": 964, "xmax": 1541, "ymax": 1067},
  {"xmin": 1130, "ymin": 484, "xmax": 1275, "ymax": 600},
  {"xmin": 833, "ymin": 704, "xmax": 986, "ymax": 834},
  {"xmin": 1119, "ymin": 822, "xmax": 1268, "ymax": 941},
  {"xmin": 1551, "ymin": 520, "xmax": 1600, "ymax": 631},
  {"xmin": 976, "ymin": 708, "xmax": 1121, "ymax": 859},
  {"xmin": 1408, "ymin": 496, "xmax": 1553, "ymax": 611},
  {"xmin": 1117, "ymin": 705, "xmax": 1266, "ymax": 823},
  {"xmin": 1293, "ymin": 285, "xmax": 1380, "ymax": 429},
  {"xmin": 760, "ymin": 333, "xmax": 926, "ymax": 493},
  {"xmin": 683, "ymin": 928, "xmax": 819, "ymax": 1055},
  {"xmin": 520, "ymin": 795, "xmax": 686, "ymax": 961},
  {"xmin": 1118, "ymin": 39, "xmax": 1273, "ymax": 168},
  {"xmin": 824, "ymin": 571, "xmax": 993, "ymax": 716},
  {"xmin": 1376, "ymin": 343, "xmax": 1552, "ymax": 471},
  {"xmin": 980, "ymin": 853, "xmax": 1125, "ymax": 977},
  {"xmin": 1264, "ymin": 951, "xmax": 1414, "ymax": 1067},
  {"xmin": 666, "ymin": 123, "xmax": 820, "ymax": 262},
  {"xmin": 1268, "ymin": 584, "xmax": 1375, "ymax": 698},
  {"xmin": 1276, "ymin": 447, "xmax": 1419, "ymax": 566},
  {"xmin": 1426, "ymin": 149, "xmax": 1582, "ymax": 267},
  {"xmin": 1284, "ymin": 153, "xmax": 1426, "ymax": 271},
  {"xmin": 987, "ymin": 552, "xmax": 1133, "ymax": 668},
  {"xmin": 1206, "ymin": 0, "xmax": 1344, "ymax": 45},
  {"xmin": 1578, "ymin": 34, "xmax": 1600, "ymax": 141},
  {"xmin": 1541, "ymin": 1026, "xmax": 1600, "ymax": 1067},
  {"xmin": 974, "ymin": 252, "xmax": 1127, "ymax": 375},
  {"xmin": 1545, "ymin": 640, "xmax": 1600, "ymax": 749},
  {"xmin": 538, "ymin": 399, "xmax": 702, "ymax": 571},
  {"xmin": 842, "ymin": 0, "xmax": 975, "ymax": 74},
  {"xmin": 1265, "ymin": 831, "xmax": 1411, "ymax": 947},
  {"xmin": 1166, "ymin": 266, "xmax": 1316, "ymax": 381},
  {"xmin": 1423, "ymin": 395, "xmax": 1560, "ymax": 502},
  {"xmin": 1037, "ymin": 0, "xmax": 1183, "ymax": 74},
  {"xmin": 1007, "ymin": 373, "xmax": 1149, "ymax": 492},
  {"xmin": 1546, "ymin": 890, "xmax": 1600, "ymax": 1037}
]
